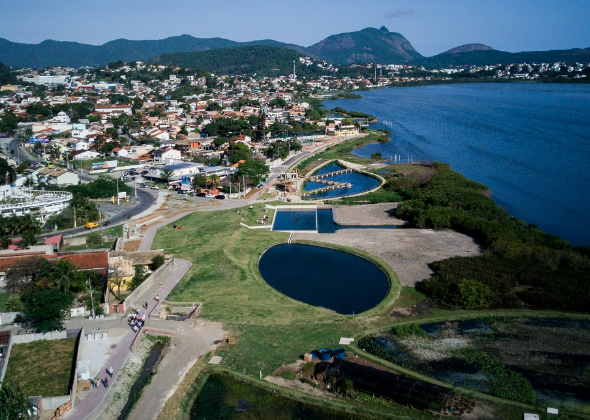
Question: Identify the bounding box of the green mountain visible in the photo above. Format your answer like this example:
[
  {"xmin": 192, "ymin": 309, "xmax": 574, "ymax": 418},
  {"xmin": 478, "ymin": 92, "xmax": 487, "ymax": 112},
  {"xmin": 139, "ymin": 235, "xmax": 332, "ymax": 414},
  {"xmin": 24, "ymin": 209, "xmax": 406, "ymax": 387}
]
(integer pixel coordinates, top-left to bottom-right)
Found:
[
  {"xmin": 0, "ymin": 35, "xmax": 310, "ymax": 69},
  {"xmin": 306, "ymin": 26, "xmax": 422, "ymax": 64},
  {"xmin": 0, "ymin": 62, "xmax": 17, "ymax": 85},
  {"xmin": 152, "ymin": 46, "xmax": 327, "ymax": 77},
  {"xmin": 412, "ymin": 46, "xmax": 590, "ymax": 67}
]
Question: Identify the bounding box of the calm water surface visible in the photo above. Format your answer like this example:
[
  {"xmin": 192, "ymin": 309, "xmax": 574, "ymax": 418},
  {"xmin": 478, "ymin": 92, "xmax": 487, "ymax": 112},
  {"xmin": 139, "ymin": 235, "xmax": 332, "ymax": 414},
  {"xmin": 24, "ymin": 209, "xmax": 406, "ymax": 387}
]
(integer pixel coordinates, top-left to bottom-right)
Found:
[
  {"xmin": 258, "ymin": 243, "xmax": 389, "ymax": 314},
  {"xmin": 327, "ymin": 83, "xmax": 590, "ymax": 245}
]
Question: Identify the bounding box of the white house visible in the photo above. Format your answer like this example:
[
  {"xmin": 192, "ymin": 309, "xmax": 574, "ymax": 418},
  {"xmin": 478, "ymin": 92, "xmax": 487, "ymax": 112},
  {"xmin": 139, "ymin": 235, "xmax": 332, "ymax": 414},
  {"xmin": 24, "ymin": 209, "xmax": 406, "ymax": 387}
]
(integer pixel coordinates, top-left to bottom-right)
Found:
[
  {"xmin": 153, "ymin": 148, "xmax": 182, "ymax": 162},
  {"xmin": 71, "ymin": 150, "xmax": 101, "ymax": 160},
  {"xmin": 36, "ymin": 167, "xmax": 80, "ymax": 186}
]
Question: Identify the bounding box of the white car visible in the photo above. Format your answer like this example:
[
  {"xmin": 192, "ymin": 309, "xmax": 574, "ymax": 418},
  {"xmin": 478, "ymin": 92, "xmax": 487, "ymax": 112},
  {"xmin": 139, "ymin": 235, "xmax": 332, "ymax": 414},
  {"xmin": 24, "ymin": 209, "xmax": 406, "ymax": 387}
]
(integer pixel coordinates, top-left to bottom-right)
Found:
[
  {"xmin": 150, "ymin": 185, "xmax": 160, "ymax": 190},
  {"xmin": 205, "ymin": 193, "xmax": 215, "ymax": 198}
]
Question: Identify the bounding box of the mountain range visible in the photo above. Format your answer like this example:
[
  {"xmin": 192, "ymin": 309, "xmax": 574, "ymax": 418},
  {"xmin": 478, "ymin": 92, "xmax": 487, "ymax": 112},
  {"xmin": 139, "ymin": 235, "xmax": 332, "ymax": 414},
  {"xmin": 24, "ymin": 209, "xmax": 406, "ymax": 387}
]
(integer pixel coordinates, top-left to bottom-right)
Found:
[{"xmin": 0, "ymin": 26, "xmax": 588, "ymax": 69}]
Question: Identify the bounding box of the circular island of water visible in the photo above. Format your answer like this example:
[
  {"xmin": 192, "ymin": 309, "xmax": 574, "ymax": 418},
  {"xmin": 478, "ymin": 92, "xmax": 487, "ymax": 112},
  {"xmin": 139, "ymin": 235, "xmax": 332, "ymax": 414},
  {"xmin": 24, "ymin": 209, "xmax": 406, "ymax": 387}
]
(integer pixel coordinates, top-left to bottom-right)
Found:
[{"xmin": 258, "ymin": 243, "xmax": 389, "ymax": 315}]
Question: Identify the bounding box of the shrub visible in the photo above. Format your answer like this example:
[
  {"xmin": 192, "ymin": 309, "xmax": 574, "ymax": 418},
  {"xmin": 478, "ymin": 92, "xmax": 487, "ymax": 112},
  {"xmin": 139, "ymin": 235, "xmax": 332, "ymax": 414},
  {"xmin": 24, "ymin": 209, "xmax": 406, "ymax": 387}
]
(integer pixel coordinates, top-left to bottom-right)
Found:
[
  {"xmin": 392, "ymin": 323, "xmax": 428, "ymax": 338},
  {"xmin": 151, "ymin": 254, "xmax": 165, "ymax": 270},
  {"xmin": 453, "ymin": 279, "xmax": 491, "ymax": 309}
]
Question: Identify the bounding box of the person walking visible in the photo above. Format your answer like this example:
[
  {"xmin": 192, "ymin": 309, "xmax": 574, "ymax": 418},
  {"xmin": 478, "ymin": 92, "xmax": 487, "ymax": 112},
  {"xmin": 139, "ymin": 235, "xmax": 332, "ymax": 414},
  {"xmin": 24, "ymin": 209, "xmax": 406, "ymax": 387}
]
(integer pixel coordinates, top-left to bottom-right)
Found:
[
  {"xmin": 104, "ymin": 377, "xmax": 109, "ymax": 388},
  {"xmin": 107, "ymin": 367, "xmax": 113, "ymax": 378},
  {"xmin": 155, "ymin": 294, "xmax": 160, "ymax": 303}
]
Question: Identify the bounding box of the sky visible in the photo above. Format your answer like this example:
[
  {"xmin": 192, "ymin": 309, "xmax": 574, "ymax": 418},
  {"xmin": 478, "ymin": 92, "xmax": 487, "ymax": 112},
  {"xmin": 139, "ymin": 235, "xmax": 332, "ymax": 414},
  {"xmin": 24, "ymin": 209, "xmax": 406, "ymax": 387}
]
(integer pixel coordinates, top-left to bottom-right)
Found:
[{"xmin": 1, "ymin": 0, "xmax": 589, "ymax": 56}]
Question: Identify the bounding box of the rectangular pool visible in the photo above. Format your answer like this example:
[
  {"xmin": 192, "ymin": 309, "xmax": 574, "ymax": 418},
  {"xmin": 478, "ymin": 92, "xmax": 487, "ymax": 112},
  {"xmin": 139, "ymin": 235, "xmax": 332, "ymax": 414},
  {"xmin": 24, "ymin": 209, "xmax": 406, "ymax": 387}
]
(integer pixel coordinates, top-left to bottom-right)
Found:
[{"xmin": 272, "ymin": 207, "xmax": 318, "ymax": 232}]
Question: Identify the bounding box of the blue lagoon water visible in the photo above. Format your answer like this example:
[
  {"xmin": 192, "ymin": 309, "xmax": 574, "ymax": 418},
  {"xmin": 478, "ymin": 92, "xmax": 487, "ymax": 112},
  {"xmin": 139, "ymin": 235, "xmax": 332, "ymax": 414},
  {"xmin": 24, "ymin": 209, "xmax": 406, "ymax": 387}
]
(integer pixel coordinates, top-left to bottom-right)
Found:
[
  {"xmin": 326, "ymin": 83, "xmax": 590, "ymax": 245},
  {"xmin": 303, "ymin": 163, "xmax": 380, "ymax": 199},
  {"xmin": 258, "ymin": 243, "xmax": 389, "ymax": 314}
]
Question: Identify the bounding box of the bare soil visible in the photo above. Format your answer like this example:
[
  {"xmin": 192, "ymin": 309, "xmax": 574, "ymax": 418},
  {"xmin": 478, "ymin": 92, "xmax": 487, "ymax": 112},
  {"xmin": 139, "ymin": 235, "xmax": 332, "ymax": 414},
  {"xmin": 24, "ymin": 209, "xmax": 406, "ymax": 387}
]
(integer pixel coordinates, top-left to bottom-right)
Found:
[{"xmin": 293, "ymin": 228, "xmax": 482, "ymax": 287}]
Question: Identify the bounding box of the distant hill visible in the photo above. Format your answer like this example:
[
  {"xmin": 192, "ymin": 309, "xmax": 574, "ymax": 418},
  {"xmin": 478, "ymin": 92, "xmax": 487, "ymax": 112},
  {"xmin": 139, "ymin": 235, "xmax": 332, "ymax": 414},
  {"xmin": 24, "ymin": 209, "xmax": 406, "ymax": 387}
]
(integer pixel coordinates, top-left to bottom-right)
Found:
[
  {"xmin": 152, "ymin": 45, "xmax": 327, "ymax": 77},
  {"xmin": 307, "ymin": 26, "xmax": 422, "ymax": 64},
  {"xmin": 444, "ymin": 44, "xmax": 494, "ymax": 54},
  {"xmin": 0, "ymin": 35, "xmax": 310, "ymax": 69},
  {"xmin": 412, "ymin": 47, "xmax": 590, "ymax": 68},
  {"xmin": 1, "ymin": 28, "xmax": 588, "ymax": 70}
]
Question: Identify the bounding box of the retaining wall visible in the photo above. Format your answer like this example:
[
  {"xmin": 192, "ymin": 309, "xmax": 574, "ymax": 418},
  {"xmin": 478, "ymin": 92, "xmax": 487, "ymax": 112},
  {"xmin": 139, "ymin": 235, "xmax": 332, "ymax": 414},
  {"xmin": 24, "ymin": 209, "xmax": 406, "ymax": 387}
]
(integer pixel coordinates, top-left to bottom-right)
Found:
[
  {"xmin": 124, "ymin": 256, "xmax": 176, "ymax": 310},
  {"xmin": 0, "ymin": 311, "xmax": 19, "ymax": 325},
  {"xmin": 11, "ymin": 330, "xmax": 67, "ymax": 344}
]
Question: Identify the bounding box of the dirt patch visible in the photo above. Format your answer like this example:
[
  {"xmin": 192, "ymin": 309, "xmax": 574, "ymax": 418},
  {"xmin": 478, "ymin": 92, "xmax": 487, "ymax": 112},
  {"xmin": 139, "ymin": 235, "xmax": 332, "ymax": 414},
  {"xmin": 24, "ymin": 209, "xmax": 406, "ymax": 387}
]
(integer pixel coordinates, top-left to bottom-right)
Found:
[
  {"xmin": 332, "ymin": 203, "xmax": 406, "ymax": 226},
  {"xmin": 124, "ymin": 240, "xmax": 141, "ymax": 252},
  {"xmin": 293, "ymin": 228, "xmax": 483, "ymax": 287}
]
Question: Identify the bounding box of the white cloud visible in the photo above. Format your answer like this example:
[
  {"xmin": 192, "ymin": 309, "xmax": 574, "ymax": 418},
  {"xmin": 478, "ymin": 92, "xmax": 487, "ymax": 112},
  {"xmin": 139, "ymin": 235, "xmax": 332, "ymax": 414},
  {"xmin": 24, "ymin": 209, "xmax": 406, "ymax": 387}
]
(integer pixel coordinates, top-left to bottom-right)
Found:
[{"xmin": 385, "ymin": 8, "xmax": 414, "ymax": 18}]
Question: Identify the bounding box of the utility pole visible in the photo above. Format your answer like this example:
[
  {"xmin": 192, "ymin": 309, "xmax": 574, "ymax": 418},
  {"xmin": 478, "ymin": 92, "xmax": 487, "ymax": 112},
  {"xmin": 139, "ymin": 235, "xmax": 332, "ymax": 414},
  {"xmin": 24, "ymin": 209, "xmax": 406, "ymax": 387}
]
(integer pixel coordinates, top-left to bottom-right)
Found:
[
  {"xmin": 73, "ymin": 205, "xmax": 77, "ymax": 228},
  {"xmin": 116, "ymin": 177, "xmax": 120, "ymax": 206},
  {"xmin": 88, "ymin": 276, "xmax": 96, "ymax": 319}
]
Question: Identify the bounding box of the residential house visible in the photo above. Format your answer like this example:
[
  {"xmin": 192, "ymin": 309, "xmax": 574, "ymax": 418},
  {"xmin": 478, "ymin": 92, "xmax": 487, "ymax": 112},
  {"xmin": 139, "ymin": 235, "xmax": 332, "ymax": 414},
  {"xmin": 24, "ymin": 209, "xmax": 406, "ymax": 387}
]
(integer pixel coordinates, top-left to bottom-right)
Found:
[
  {"xmin": 153, "ymin": 147, "xmax": 181, "ymax": 162},
  {"xmin": 36, "ymin": 167, "xmax": 80, "ymax": 186}
]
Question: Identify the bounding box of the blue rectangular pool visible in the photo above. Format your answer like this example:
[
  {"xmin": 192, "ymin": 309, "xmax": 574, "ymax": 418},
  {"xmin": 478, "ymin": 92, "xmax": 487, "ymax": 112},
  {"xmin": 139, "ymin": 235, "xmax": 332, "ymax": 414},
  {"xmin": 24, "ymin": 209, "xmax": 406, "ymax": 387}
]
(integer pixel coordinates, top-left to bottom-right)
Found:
[{"xmin": 272, "ymin": 208, "xmax": 318, "ymax": 232}]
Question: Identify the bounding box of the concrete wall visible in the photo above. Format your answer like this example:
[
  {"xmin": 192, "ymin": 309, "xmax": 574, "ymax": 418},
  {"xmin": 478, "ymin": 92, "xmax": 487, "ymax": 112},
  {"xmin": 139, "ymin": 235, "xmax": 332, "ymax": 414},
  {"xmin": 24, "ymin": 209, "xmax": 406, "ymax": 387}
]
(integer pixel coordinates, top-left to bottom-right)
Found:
[
  {"xmin": 11, "ymin": 330, "xmax": 67, "ymax": 344},
  {"xmin": 0, "ymin": 311, "xmax": 19, "ymax": 325},
  {"xmin": 124, "ymin": 256, "xmax": 176, "ymax": 310},
  {"xmin": 0, "ymin": 335, "xmax": 12, "ymax": 383},
  {"xmin": 70, "ymin": 327, "xmax": 83, "ymax": 408},
  {"xmin": 42, "ymin": 395, "xmax": 71, "ymax": 411}
]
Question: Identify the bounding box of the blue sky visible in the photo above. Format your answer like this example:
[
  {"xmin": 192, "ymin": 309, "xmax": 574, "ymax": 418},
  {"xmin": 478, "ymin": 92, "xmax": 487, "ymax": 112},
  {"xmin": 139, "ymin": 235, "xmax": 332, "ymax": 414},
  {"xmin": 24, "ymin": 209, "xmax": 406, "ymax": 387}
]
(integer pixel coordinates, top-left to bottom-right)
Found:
[{"xmin": 1, "ymin": 0, "xmax": 589, "ymax": 56}]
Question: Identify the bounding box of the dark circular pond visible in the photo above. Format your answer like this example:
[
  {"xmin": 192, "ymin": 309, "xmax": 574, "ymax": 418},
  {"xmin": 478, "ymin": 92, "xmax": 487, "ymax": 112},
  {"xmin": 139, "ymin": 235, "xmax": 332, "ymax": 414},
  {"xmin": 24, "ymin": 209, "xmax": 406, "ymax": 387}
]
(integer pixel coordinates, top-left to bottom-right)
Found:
[{"xmin": 258, "ymin": 243, "xmax": 389, "ymax": 315}]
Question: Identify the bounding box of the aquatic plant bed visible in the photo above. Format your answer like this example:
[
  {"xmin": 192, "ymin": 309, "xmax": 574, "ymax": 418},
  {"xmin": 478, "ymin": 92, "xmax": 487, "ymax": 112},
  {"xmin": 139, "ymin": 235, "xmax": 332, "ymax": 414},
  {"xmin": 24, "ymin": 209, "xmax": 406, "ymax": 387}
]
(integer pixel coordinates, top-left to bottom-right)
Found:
[
  {"xmin": 190, "ymin": 373, "xmax": 437, "ymax": 420},
  {"xmin": 4, "ymin": 338, "xmax": 76, "ymax": 397},
  {"xmin": 359, "ymin": 318, "xmax": 590, "ymax": 409}
]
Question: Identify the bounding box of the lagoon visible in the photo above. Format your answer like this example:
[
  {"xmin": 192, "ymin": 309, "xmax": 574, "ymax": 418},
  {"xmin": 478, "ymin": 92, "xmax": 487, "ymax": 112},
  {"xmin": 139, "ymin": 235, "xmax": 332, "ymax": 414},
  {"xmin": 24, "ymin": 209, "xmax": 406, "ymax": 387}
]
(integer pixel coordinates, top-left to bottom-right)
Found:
[{"xmin": 327, "ymin": 83, "xmax": 590, "ymax": 245}]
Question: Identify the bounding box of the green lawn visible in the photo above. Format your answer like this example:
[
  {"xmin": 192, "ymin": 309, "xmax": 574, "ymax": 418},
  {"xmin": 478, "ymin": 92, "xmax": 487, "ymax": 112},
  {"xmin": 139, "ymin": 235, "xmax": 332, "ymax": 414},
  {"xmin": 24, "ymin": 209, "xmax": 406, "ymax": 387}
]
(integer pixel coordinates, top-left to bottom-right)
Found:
[
  {"xmin": 5, "ymin": 339, "xmax": 77, "ymax": 397},
  {"xmin": 151, "ymin": 208, "xmax": 399, "ymax": 377}
]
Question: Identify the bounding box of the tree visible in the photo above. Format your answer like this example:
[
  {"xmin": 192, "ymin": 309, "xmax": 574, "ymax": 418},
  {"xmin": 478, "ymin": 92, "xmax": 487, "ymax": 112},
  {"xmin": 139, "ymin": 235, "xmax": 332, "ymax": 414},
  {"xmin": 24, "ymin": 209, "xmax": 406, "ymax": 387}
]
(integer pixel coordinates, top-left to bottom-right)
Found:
[
  {"xmin": 208, "ymin": 174, "xmax": 220, "ymax": 190},
  {"xmin": 160, "ymin": 168, "xmax": 173, "ymax": 185},
  {"xmin": 151, "ymin": 254, "xmax": 165, "ymax": 270},
  {"xmin": 130, "ymin": 265, "xmax": 147, "ymax": 290},
  {"xmin": 192, "ymin": 174, "xmax": 207, "ymax": 191},
  {"xmin": 453, "ymin": 279, "xmax": 491, "ymax": 309},
  {"xmin": 237, "ymin": 159, "xmax": 270, "ymax": 186},
  {"xmin": 22, "ymin": 288, "xmax": 74, "ymax": 333},
  {"xmin": 0, "ymin": 380, "xmax": 36, "ymax": 420},
  {"xmin": 0, "ymin": 157, "xmax": 16, "ymax": 185},
  {"xmin": 0, "ymin": 110, "xmax": 18, "ymax": 134},
  {"xmin": 50, "ymin": 260, "xmax": 81, "ymax": 292}
]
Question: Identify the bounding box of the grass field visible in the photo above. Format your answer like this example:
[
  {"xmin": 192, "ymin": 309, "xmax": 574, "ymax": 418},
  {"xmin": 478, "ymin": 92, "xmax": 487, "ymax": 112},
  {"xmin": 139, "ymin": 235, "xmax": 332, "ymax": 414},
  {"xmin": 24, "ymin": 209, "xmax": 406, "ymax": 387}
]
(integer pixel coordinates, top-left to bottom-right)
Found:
[
  {"xmin": 5, "ymin": 339, "xmax": 76, "ymax": 397},
  {"xmin": 151, "ymin": 208, "xmax": 399, "ymax": 377}
]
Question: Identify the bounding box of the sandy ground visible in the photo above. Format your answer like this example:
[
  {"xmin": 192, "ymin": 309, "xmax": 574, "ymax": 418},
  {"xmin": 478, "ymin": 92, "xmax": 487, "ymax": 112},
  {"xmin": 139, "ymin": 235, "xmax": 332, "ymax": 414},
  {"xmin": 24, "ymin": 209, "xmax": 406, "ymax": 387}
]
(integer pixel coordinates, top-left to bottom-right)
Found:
[
  {"xmin": 294, "ymin": 203, "xmax": 482, "ymax": 287},
  {"xmin": 331, "ymin": 203, "xmax": 406, "ymax": 226}
]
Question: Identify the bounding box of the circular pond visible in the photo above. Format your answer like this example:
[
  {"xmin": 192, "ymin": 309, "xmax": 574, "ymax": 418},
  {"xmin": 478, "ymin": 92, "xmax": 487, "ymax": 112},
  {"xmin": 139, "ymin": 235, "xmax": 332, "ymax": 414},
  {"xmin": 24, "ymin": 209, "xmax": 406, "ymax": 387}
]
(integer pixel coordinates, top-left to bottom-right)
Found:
[{"xmin": 258, "ymin": 243, "xmax": 389, "ymax": 315}]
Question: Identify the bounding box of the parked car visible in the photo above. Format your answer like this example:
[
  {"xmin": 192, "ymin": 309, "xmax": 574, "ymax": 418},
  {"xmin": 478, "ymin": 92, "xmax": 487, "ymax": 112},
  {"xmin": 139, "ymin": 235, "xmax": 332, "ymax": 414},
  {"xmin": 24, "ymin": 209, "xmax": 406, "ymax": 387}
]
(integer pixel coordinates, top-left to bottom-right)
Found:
[
  {"xmin": 141, "ymin": 170, "xmax": 149, "ymax": 175},
  {"xmin": 196, "ymin": 192, "xmax": 207, "ymax": 197},
  {"xmin": 150, "ymin": 185, "xmax": 160, "ymax": 190},
  {"xmin": 177, "ymin": 189, "xmax": 188, "ymax": 194},
  {"xmin": 140, "ymin": 184, "xmax": 148, "ymax": 188},
  {"xmin": 205, "ymin": 193, "xmax": 215, "ymax": 198},
  {"xmin": 215, "ymin": 194, "xmax": 226, "ymax": 200},
  {"xmin": 85, "ymin": 222, "xmax": 99, "ymax": 229}
]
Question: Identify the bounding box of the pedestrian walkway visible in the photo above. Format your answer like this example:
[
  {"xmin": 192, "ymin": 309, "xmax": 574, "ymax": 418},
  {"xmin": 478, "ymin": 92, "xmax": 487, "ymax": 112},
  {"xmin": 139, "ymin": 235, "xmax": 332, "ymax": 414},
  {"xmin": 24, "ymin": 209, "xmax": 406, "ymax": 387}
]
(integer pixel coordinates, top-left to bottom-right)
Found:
[{"xmin": 65, "ymin": 252, "xmax": 191, "ymax": 419}]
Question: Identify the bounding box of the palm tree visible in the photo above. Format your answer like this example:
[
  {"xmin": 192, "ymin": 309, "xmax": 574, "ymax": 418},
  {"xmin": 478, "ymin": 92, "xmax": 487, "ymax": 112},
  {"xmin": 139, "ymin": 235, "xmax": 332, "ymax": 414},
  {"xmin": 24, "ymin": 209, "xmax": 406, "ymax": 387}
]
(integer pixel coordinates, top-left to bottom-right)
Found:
[
  {"xmin": 160, "ymin": 168, "xmax": 173, "ymax": 186},
  {"xmin": 208, "ymin": 174, "xmax": 220, "ymax": 190},
  {"xmin": 51, "ymin": 260, "xmax": 78, "ymax": 292},
  {"xmin": 0, "ymin": 380, "xmax": 36, "ymax": 420}
]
